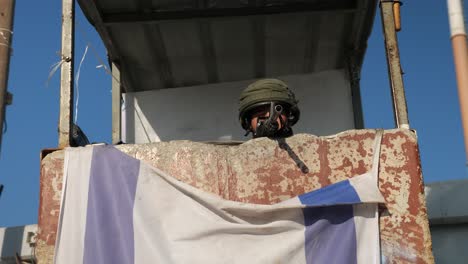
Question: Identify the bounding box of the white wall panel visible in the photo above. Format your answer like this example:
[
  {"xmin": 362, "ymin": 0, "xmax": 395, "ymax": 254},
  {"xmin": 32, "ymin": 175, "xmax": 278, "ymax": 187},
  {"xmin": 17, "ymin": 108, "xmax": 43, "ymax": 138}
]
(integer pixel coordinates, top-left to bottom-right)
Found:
[
  {"xmin": 0, "ymin": 224, "xmax": 37, "ymax": 262},
  {"xmin": 123, "ymin": 70, "xmax": 355, "ymax": 143}
]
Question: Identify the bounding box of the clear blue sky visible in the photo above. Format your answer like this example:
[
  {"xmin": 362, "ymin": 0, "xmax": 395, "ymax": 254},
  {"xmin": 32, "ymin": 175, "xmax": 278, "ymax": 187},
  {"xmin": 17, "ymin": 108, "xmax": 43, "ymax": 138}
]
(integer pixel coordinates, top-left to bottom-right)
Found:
[{"xmin": 0, "ymin": 1, "xmax": 465, "ymax": 227}]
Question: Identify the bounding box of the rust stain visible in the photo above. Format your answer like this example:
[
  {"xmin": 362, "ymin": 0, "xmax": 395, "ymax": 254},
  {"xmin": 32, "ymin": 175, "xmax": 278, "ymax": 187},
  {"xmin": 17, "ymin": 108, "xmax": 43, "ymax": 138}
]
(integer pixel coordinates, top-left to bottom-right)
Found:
[
  {"xmin": 317, "ymin": 138, "xmax": 332, "ymax": 186},
  {"xmin": 378, "ymin": 131, "xmax": 433, "ymax": 263},
  {"xmin": 38, "ymin": 151, "xmax": 63, "ymax": 246}
]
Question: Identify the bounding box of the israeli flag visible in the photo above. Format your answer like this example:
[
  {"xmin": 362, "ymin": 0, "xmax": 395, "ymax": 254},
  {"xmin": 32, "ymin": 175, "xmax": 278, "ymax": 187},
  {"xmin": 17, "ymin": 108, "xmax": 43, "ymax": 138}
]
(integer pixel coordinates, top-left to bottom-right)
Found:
[{"xmin": 55, "ymin": 140, "xmax": 384, "ymax": 264}]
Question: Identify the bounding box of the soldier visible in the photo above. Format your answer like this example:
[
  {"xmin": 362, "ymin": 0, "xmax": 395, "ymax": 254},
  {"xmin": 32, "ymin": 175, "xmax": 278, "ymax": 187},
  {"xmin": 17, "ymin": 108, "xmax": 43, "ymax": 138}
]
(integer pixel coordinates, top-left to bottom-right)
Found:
[{"xmin": 238, "ymin": 79, "xmax": 300, "ymax": 138}]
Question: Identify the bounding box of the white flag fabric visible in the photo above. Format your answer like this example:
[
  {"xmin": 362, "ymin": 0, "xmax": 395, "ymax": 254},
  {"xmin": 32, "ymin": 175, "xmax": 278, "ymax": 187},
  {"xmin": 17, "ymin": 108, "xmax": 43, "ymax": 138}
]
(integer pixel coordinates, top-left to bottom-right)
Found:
[{"xmin": 55, "ymin": 131, "xmax": 384, "ymax": 264}]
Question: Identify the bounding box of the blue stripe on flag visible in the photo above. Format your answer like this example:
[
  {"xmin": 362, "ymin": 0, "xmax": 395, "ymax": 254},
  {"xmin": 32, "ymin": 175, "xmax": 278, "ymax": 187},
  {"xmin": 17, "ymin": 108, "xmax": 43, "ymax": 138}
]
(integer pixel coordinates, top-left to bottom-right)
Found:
[
  {"xmin": 83, "ymin": 146, "xmax": 140, "ymax": 264},
  {"xmin": 298, "ymin": 180, "xmax": 361, "ymax": 206},
  {"xmin": 302, "ymin": 205, "xmax": 357, "ymax": 264}
]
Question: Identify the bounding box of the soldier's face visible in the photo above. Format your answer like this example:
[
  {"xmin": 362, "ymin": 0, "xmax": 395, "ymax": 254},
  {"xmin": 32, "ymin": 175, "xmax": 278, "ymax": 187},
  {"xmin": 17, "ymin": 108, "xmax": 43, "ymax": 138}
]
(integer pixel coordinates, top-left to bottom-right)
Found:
[{"xmin": 249, "ymin": 107, "xmax": 287, "ymax": 132}]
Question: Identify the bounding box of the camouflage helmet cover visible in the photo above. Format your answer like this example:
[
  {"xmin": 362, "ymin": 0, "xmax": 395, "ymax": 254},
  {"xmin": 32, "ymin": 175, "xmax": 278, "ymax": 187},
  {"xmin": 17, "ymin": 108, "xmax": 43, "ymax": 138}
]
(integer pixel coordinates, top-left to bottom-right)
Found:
[{"xmin": 238, "ymin": 78, "xmax": 300, "ymax": 130}]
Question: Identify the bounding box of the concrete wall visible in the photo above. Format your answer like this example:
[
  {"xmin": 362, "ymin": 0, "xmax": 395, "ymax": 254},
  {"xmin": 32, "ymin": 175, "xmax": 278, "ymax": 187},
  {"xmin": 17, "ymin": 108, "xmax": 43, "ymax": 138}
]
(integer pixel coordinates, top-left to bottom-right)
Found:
[
  {"xmin": 430, "ymin": 224, "xmax": 468, "ymax": 264},
  {"xmin": 122, "ymin": 70, "xmax": 356, "ymax": 143},
  {"xmin": 425, "ymin": 180, "xmax": 468, "ymax": 264},
  {"xmin": 425, "ymin": 179, "xmax": 468, "ymax": 225},
  {"xmin": 0, "ymin": 224, "xmax": 37, "ymax": 263}
]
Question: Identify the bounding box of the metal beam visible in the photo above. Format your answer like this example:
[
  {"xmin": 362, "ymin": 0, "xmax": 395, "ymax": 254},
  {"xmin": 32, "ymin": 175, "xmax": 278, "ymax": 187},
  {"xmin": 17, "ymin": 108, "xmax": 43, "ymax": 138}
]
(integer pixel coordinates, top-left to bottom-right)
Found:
[
  {"xmin": 248, "ymin": 0, "xmax": 266, "ymax": 78},
  {"xmin": 107, "ymin": 30, "xmax": 136, "ymax": 93},
  {"xmin": 303, "ymin": 16, "xmax": 322, "ymax": 73},
  {"xmin": 197, "ymin": 0, "xmax": 218, "ymax": 83},
  {"xmin": 380, "ymin": 0, "xmax": 409, "ymax": 129},
  {"xmin": 344, "ymin": 3, "xmax": 365, "ymax": 130},
  {"xmin": 102, "ymin": 1, "xmax": 358, "ymax": 25},
  {"xmin": 137, "ymin": 0, "xmax": 175, "ymax": 88},
  {"xmin": 0, "ymin": 0, "xmax": 15, "ymax": 153},
  {"xmin": 198, "ymin": 21, "xmax": 219, "ymax": 83},
  {"xmin": 58, "ymin": 0, "xmax": 75, "ymax": 148},
  {"xmin": 143, "ymin": 25, "xmax": 175, "ymax": 88},
  {"xmin": 335, "ymin": 12, "xmax": 355, "ymax": 69},
  {"xmin": 112, "ymin": 62, "xmax": 121, "ymax": 144},
  {"xmin": 347, "ymin": 54, "xmax": 365, "ymax": 129},
  {"xmin": 77, "ymin": 0, "xmax": 119, "ymax": 62},
  {"xmin": 345, "ymin": 0, "xmax": 377, "ymax": 129},
  {"xmin": 251, "ymin": 16, "xmax": 265, "ymax": 78}
]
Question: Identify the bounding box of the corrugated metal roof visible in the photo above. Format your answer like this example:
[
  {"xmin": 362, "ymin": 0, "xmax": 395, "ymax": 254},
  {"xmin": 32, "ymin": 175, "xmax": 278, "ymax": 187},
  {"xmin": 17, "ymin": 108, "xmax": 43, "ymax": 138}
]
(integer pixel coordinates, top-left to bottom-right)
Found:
[{"xmin": 78, "ymin": 0, "xmax": 377, "ymax": 92}]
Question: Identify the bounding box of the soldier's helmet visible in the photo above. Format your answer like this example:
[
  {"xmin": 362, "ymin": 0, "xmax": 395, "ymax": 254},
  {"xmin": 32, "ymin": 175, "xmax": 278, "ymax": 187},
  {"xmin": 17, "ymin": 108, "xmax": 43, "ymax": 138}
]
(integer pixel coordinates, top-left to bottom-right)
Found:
[{"xmin": 238, "ymin": 78, "xmax": 300, "ymax": 132}]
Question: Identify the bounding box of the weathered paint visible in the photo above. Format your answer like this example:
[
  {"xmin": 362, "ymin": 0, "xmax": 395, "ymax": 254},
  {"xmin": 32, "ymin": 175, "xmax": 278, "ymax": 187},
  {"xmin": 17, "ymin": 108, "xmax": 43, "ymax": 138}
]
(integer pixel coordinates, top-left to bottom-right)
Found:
[
  {"xmin": 36, "ymin": 129, "xmax": 434, "ymax": 263},
  {"xmin": 37, "ymin": 150, "xmax": 64, "ymax": 264}
]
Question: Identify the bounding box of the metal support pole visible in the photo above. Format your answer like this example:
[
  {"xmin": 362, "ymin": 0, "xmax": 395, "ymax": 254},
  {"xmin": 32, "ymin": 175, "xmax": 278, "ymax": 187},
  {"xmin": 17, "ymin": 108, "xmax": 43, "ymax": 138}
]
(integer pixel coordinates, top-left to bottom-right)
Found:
[
  {"xmin": 0, "ymin": 0, "xmax": 15, "ymax": 152},
  {"xmin": 58, "ymin": 0, "xmax": 75, "ymax": 148},
  {"xmin": 448, "ymin": 0, "xmax": 468, "ymax": 159},
  {"xmin": 380, "ymin": 0, "xmax": 410, "ymax": 129},
  {"xmin": 112, "ymin": 62, "xmax": 121, "ymax": 144}
]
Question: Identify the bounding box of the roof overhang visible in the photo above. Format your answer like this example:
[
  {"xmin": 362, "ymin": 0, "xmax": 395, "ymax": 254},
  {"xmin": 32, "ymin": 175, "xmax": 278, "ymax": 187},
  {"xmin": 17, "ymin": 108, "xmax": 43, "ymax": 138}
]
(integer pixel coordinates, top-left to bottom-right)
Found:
[{"xmin": 78, "ymin": 0, "xmax": 378, "ymax": 92}]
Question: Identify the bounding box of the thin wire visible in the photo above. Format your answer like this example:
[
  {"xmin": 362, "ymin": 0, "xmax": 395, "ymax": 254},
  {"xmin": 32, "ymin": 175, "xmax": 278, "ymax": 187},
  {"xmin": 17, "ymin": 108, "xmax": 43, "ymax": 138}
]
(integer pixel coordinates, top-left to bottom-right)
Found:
[
  {"xmin": 75, "ymin": 21, "xmax": 130, "ymax": 92},
  {"xmin": 0, "ymin": 28, "xmax": 13, "ymax": 33},
  {"xmin": 0, "ymin": 32, "xmax": 9, "ymax": 44},
  {"xmin": 74, "ymin": 45, "xmax": 89, "ymax": 124},
  {"xmin": 0, "ymin": 29, "xmax": 13, "ymax": 54},
  {"xmin": 0, "ymin": 28, "xmax": 12, "ymax": 44},
  {"xmin": 46, "ymin": 59, "xmax": 65, "ymax": 87},
  {"xmin": 74, "ymin": 21, "xmax": 156, "ymax": 143},
  {"xmin": 75, "ymin": 21, "xmax": 135, "ymax": 127}
]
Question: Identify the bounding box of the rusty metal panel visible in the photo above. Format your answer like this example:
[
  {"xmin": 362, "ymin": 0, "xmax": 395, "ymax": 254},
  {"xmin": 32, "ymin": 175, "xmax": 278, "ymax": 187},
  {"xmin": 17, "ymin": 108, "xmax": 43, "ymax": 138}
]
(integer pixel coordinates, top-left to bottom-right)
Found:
[{"xmin": 37, "ymin": 129, "xmax": 433, "ymax": 263}]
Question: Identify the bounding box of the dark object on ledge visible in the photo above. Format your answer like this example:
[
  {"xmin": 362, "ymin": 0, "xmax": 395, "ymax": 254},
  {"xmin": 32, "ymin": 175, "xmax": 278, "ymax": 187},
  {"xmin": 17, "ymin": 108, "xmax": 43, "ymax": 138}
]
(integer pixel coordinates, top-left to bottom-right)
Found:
[{"xmin": 71, "ymin": 124, "xmax": 90, "ymax": 147}]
